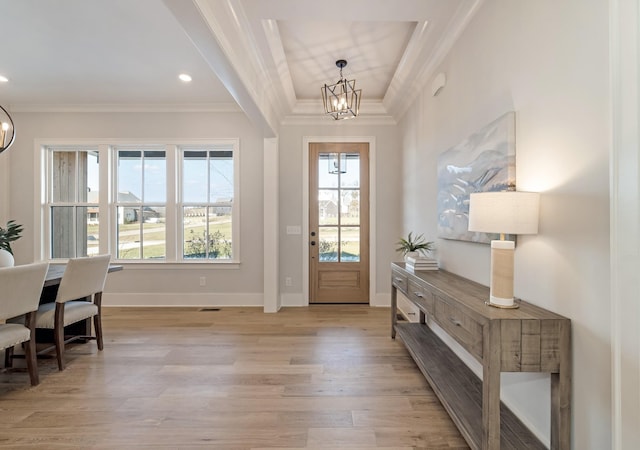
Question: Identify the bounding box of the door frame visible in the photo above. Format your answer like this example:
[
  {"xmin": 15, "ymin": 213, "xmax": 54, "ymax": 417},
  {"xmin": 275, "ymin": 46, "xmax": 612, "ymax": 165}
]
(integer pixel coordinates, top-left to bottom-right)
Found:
[{"xmin": 302, "ymin": 136, "xmax": 376, "ymax": 306}]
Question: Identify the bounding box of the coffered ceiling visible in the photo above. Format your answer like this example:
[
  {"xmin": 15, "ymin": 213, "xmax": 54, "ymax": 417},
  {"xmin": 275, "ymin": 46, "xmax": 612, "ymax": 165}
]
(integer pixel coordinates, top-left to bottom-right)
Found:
[{"xmin": 0, "ymin": 0, "xmax": 482, "ymax": 132}]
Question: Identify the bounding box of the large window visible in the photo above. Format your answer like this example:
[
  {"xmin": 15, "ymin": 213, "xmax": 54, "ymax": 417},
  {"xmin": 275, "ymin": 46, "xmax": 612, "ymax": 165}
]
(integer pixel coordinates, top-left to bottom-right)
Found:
[
  {"xmin": 116, "ymin": 148, "xmax": 167, "ymax": 260},
  {"xmin": 182, "ymin": 148, "xmax": 234, "ymax": 260},
  {"xmin": 48, "ymin": 148, "xmax": 100, "ymax": 258},
  {"xmin": 43, "ymin": 141, "xmax": 238, "ymax": 263}
]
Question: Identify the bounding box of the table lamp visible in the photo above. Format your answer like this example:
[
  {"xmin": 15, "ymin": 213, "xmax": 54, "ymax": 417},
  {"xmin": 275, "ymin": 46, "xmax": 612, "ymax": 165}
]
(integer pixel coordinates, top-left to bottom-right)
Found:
[{"xmin": 468, "ymin": 191, "xmax": 540, "ymax": 308}]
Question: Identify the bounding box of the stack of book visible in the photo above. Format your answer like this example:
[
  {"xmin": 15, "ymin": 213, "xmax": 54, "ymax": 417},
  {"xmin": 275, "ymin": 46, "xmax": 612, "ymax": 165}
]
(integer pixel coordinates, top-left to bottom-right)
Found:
[{"xmin": 405, "ymin": 256, "xmax": 439, "ymax": 272}]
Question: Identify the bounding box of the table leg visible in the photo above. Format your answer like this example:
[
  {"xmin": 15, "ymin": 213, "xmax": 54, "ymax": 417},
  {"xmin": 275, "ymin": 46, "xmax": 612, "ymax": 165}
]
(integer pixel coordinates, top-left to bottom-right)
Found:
[{"xmin": 391, "ymin": 285, "xmax": 397, "ymax": 339}]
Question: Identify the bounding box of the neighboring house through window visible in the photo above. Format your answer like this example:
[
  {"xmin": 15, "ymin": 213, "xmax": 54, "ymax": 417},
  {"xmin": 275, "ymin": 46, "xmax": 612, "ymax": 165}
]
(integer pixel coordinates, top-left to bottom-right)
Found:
[{"xmin": 42, "ymin": 140, "xmax": 238, "ymax": 263}]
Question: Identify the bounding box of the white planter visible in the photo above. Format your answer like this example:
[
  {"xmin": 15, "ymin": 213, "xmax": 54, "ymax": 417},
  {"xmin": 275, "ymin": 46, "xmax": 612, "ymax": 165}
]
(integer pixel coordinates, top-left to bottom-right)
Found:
[
  {"xmin": 404, "ymin": 251, "xmax": 420, "ymax": 262},
  {"xmin": 0, "ymin": 249, "xmax": 14, "ymax": 267}
]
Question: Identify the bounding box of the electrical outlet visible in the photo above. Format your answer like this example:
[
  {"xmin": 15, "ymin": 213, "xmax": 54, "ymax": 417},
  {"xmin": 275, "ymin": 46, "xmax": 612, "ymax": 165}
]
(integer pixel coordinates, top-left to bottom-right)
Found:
[
  {"xmin": 285, "ymin": 277, "xmax": 293, "ymax": 287},
  {"xmin": 199, "ymin": 276, "xmax": 206, "ymax": 286}
]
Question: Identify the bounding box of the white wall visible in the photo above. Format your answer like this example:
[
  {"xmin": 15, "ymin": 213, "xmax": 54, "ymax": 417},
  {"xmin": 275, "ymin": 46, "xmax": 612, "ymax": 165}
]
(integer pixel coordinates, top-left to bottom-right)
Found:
[
  {"xmin": 6, "ymin": 111, "xmax": 266, "ymax": 306},
  {"xmin": 278, "ymin": 122, "xmax": 403, "ymax": 306},
  {"xmin": 399, "ymin": 0, "xmax": 610, "ymax": 448}
]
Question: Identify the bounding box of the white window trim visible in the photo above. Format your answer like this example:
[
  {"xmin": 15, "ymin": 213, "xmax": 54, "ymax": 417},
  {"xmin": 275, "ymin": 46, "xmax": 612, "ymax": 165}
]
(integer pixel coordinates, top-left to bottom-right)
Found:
[{"xmin": 34, "ymin": 138, "xmax": 240, "ymax": 265}]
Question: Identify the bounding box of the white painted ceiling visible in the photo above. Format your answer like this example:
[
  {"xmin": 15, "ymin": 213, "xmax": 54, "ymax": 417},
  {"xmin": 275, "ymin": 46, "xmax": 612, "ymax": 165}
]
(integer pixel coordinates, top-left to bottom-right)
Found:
[{"xmin": 0, "ymin": 0, "xmax": 480, "ymax": 125}]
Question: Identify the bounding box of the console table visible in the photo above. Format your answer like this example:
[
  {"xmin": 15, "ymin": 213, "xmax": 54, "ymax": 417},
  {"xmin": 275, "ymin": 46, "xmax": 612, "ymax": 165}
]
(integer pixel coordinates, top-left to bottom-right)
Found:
[{"xmin": 391, "ymin": 263, "xmax": 571, "ymax": 450}]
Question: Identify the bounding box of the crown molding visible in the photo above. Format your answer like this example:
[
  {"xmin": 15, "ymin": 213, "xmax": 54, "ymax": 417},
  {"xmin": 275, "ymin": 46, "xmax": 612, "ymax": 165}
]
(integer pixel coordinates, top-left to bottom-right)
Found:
[
  {"xmin": 7, "ymin": 103, "xmax": 242, "ymax": 113},
  {"xmin": 282, "ymin": 99, "xmax": 396, "ymax": 126},
  {"xmin": 383, "ymin": 0, "xmax": 485, "ymax": 121}
]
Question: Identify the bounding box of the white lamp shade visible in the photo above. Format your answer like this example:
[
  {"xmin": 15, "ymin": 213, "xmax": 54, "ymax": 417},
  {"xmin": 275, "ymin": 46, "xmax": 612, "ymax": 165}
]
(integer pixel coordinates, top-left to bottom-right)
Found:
[{"xmin": 468, "ymin": 191, "xmax": 540, "ymax": 235}]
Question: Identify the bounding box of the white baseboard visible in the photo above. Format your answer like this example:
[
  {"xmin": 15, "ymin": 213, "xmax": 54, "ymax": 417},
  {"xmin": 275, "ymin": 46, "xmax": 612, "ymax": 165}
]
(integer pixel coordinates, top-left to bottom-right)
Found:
[
  {"xmin": 280, "ymin": 293, "xmax": 306, "ymax": 307},
  {"xmin": 370, "ymin": 292, "xmax": 391, "ymax": 307},
  {"xmin": 102, "ymin": 292, "xmax": 264, "ymax": 307}
]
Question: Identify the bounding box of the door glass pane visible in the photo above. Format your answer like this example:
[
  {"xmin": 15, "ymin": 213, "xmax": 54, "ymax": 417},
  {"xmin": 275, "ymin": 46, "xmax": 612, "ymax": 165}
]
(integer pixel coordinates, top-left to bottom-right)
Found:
[
  {"xmin": 341, "ymin": 153, "xmax": 360, "ymax": 188},
  {"xmin": 340, "ymin": 227, "xmax": 360, "ymax": 262},
  {"xmin": 318, "ymin": 153, "xmax": 339, "ymax": 188},
  {"xmin": 319, "ymin": 189, "xmax": 339, "ymax": 225},
  {"xmin": 142, "ymin": 206, "xmax": 165, "ymax": 260},
  {"xmin": 340, "ymin": 190, "xmax": 359, "ymax": 225},
  {"xmin": 319, "ymin": 227, "xmax": 339, "ymax": 262}
]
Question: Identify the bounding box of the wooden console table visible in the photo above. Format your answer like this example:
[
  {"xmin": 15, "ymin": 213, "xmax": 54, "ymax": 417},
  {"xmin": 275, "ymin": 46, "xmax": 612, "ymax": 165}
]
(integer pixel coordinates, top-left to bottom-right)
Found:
[{"xmin": 391, "ymin": 263, "xmax": 571, "ymax": 450}]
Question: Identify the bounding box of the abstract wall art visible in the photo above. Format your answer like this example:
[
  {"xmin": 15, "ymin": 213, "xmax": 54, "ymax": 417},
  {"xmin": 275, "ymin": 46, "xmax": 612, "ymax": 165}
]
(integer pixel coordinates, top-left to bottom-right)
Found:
[{"xmin": 437, "ymin": 111, "xmax": 516, "ymax": 243}]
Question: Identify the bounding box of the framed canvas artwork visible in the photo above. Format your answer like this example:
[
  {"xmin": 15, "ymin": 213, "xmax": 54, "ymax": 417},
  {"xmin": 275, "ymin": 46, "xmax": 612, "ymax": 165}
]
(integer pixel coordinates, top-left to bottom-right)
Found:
[{"xmin": 437, "ymin": 111, "xmax": 516, "ymax": 243}]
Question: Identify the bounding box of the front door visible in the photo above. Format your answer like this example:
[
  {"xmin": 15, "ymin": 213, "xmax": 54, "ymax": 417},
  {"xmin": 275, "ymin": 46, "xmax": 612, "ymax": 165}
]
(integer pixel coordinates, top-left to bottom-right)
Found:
[{"xmin": 309, "ymin": 142, "xmax": 369, "ymax": 303}]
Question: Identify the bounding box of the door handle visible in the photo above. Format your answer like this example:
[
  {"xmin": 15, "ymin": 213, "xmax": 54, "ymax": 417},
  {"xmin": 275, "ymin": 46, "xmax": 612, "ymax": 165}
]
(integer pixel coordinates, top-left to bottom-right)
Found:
[{"xmin": 310, "ymin": 241, "xmax": 316, "ymax": 246}]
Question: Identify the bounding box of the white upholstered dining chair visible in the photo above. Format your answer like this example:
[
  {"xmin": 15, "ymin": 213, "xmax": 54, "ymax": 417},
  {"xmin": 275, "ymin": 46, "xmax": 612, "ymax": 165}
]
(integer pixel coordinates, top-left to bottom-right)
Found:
[
  {"xmin": 35, "ymin": 254, "xmax": 111, "ymax": 371},
  {"xmin": 0, "ymin": 262, "xmax": 49, "ymax": 386}
]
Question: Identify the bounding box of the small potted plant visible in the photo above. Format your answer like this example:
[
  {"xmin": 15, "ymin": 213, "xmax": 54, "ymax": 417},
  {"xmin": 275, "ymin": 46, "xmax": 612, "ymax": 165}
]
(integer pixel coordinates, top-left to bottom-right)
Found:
[
  {"xmin": 0, "ymin": 220, "xmax": 23, "ymax": 267},
  {"xmin": 396, "ymin": 232, "xmax": 434, "ymax": 261}
]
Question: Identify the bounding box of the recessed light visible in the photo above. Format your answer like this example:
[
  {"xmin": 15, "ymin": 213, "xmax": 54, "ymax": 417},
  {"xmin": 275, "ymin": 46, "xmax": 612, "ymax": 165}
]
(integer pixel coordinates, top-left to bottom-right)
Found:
[
  {"xmin": 0, "ymin": 75, "xmax": 8, "ymax": 83},
  {"xmin": 179, "ymin": 73, "xmax": 192, "ymax": 83}
]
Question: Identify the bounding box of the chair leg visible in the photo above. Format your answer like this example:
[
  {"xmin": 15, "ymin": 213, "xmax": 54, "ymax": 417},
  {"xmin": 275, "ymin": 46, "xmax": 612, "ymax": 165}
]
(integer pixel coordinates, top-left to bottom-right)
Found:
[
  {"xmin": 4, "ymin": 346, "xmax": 13, "ymax": 368},
  {"xmin": 54, "ymin": 303, "xmax": 65, "ymax": 371},
  {"xmin": 94, "ymin": 313, "xmax": 103, "ymax": 351},
  {"xmin": 24, "ymin": 338, "xmax": 39, "ymax": 386}
]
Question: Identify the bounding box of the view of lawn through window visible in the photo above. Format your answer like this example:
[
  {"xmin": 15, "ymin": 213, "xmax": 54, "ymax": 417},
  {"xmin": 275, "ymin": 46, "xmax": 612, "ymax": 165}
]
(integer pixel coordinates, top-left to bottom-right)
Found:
[{"xmin": 46, "ymin": 143, "xmax": 236, "ymax": 262}]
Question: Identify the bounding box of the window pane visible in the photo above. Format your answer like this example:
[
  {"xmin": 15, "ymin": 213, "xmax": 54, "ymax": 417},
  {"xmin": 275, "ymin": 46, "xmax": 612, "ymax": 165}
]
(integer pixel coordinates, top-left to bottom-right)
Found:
[
  {"xmin": 51, "ymin": 206, "xmax": 75, "ymax": 258},
  {"xmin": 52, "ymin": 152, "xmax": 77, "ymax": 202},
  {"xmin": 183, "ymin": 151, "xmax": 208, "ymax": 203},
  {"xmin": 340, "ymin": 190, "xmax": 360, "ymax": 225},
  {"xmin": 86, "ymin": 151, "xmax": 100, "ymax": 202},
  {"xmin": 208, "ymin": 209, "xmax": 232, "ymax": 259},
  {"xmin": 183, "ymin": 206, "xmax": 207, "ymax": 259},
  {"xmin": 341, "ymin": 153, "xmax": 360, "ymax": 188},
  {"xmin": 319, "ymin": 227, "xmax": 339, "ymax": 262},
  {"xmin": 340, "ymin": 227, "xmax": 360, "ymax": 262},
  {"xmin": 117, "ymin": 206, "xmax": 141, "ymax": 259},
  {"xmin": 319, "ymin": 189, "xmax": 339, "ymax": 225},
  {"xmin": 209, "ymin": 153, "xmax": 233, "ymax": 203},
  {"xmin": 118, "ymin": 150, "xmax": 142, "ymax": 201},
  {"xmin": 142, "ymin": 207, "xmax": 165, "ymax": 260},
  {"xmin": 75, "ymin": 206, "xmax": 89, "ymax": 257},
  {"xmin": 87, "ymin": 207, "xmax": 100, "ymax": 256},
  {"xmin": 143, "ymin": 151, "xmax": 166, "ymax": 203},
  {"xmin": 318, "ymin": 153, "xmax": 339, "ymax": 188}
]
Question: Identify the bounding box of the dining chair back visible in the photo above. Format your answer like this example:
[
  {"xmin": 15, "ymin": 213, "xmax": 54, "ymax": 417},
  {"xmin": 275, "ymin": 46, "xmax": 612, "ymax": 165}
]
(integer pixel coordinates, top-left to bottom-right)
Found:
[
  {"xmin": 0, "ymin": 262, "xmax": 49, "ymax": 386},
  {"xmin": 35, "ymin": 254, "xmax": 111, "ymax": 370}
]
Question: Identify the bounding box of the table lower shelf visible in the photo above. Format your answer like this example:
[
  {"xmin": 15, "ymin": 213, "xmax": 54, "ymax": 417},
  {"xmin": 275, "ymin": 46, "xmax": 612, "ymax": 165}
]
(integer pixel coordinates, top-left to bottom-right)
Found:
[{"xmin": 395, "ymin": 322, "xmax": 546, "ymax": 450}]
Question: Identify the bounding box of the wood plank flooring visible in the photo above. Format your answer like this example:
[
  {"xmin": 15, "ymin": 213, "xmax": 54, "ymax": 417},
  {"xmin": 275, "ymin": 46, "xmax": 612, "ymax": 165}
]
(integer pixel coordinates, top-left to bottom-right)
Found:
[{"xmin": 0, "ymin": 306, "xmax": 468, "ymax": 449}]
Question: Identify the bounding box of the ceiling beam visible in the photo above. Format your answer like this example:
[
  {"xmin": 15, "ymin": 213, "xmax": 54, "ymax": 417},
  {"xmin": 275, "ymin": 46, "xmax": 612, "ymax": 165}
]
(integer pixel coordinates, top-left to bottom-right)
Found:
[{"xmin": 162, "ymin": 0, "xmax": 278, "ymax": 137}]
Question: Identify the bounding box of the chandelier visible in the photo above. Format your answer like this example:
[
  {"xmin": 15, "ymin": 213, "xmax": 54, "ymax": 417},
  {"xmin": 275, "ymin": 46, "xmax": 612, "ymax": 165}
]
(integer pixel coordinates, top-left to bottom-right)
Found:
[
  {"xmin": 321, "ymin": 59, "xmax": 361, "ymax": 120},
  {"xmin": 0, "ymin": 105, "xmax": 15, "ymax": 154}
]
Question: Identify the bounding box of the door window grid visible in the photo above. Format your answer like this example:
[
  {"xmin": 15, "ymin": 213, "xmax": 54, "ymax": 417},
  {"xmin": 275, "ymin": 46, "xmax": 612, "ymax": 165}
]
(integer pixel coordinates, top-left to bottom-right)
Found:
[{"xmin": 318, "ymin": 152, "xmax": 361, "ymax": 262}]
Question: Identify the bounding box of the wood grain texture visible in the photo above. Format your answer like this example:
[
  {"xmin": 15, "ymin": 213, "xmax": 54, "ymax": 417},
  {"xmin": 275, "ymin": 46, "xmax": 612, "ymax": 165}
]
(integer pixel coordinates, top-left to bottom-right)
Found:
[
  {"xmin": 0, "ymin": 305, "xmax": 467, "ymax": 449},
  {"xmin": 391, "ymin": 263, "xmax": 571, "ymax": 450}
]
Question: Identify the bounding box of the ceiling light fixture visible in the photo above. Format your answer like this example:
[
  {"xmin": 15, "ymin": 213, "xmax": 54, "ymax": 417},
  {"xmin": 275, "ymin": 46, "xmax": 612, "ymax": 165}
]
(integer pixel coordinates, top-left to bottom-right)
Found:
[
  {"xmin": 0, "ymin": 105, "xmax": 16, "ymax": 154},
  {"xmin": 0, "ymin": 75, "xmax": 8, "ymax": 83},
  {"xmin": 179, "ymin": 73, "xmax": 192, "ymax": 83},
  {"xmin": 321, "ymin": 59, "xmax": 361, "ymax": 120}
]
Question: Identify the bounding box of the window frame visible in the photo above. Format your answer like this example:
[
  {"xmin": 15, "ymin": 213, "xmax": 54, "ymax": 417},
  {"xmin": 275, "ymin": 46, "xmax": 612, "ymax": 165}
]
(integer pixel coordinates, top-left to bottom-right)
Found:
[{"xmin": 38, "ymin": 139, "xmax": 240, "ymax": 265}]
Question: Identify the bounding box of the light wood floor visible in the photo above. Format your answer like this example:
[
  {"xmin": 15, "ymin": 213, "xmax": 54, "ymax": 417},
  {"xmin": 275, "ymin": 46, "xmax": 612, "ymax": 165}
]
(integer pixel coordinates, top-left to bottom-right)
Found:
[{"xmin": 0, "ymin": 306, "xmax": 468, "ymax": 449}]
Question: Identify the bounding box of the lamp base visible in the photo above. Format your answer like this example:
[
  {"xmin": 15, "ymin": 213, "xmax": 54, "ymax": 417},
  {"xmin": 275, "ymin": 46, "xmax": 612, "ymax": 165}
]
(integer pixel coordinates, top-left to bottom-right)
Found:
[{"xmin": 485, "ymin": 300, "xmax": 520, "ymax": 309}]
